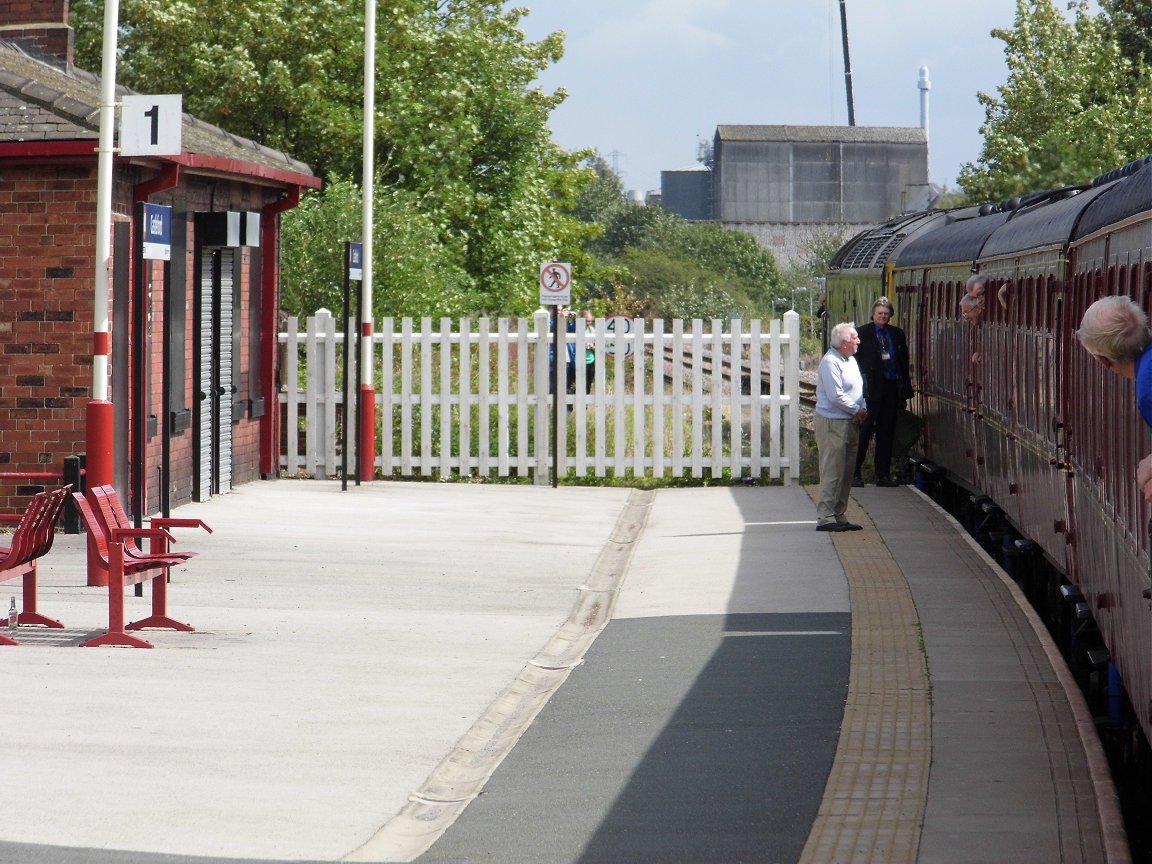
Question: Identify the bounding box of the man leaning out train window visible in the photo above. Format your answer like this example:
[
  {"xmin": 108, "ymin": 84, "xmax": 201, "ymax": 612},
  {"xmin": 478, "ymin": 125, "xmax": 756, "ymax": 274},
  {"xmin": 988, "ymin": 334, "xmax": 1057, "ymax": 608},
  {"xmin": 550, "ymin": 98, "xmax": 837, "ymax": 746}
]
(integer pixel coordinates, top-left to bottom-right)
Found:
[{"xmin": 1076, "ymin": 295, "xmax": 1152, "ymax": 501}]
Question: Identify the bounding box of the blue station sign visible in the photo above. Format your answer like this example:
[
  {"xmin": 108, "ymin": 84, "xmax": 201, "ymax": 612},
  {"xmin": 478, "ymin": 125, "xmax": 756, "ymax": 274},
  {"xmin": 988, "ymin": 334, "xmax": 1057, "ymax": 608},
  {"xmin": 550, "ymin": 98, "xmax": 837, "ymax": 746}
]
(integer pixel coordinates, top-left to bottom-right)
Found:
[
  {"xmin": 348, "ymin": 242, "xmax": 363, "ymax": 281},
  {"xmin": 142, "ymin": 203, "xmax": 173, "ymax": 261}
]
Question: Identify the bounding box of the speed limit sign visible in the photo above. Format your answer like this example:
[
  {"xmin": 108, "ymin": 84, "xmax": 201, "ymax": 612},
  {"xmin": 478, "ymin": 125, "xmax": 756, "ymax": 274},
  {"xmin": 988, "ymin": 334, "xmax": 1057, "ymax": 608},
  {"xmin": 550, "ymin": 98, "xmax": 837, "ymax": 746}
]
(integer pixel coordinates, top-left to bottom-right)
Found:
[{"xmin": 605, "ymin": 315, "xmax": 634, "ymax": 356}]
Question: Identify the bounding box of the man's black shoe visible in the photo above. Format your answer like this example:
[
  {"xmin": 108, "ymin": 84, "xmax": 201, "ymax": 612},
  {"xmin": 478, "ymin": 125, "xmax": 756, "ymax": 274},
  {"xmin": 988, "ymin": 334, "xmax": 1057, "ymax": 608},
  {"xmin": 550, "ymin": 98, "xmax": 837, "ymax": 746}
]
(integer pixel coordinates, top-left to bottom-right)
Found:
[
  {"xmin": 876, "ymin": 477, "xmax": 899, "ymax": 487},
  {"xmin": 851, "ymin": 476, "xmax": 864, "ymax": 487},
  {"xmin": 816, "ymin": 522, "xmax": 848, "ymax": 532},
  {"xmin": 839, "ymin": 522, "xmax": 864, "ymax": 531}
]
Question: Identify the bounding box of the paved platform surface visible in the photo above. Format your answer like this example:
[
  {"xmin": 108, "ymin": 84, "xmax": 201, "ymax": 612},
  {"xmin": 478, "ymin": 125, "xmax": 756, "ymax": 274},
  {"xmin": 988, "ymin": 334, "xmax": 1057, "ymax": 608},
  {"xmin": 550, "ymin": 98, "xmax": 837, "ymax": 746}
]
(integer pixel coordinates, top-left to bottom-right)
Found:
[{"xmin": 0, "ymin": 480, "xmax": 1130, "ymax": 863}]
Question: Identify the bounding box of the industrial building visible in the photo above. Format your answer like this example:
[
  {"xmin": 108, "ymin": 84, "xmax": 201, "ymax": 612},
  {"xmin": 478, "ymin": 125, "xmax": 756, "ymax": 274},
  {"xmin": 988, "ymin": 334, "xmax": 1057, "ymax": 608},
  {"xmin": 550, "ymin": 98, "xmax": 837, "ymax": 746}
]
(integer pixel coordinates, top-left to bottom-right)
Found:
[{"xmin": 662, "ymin": 125, "xmax": 934, "ymax": 267}]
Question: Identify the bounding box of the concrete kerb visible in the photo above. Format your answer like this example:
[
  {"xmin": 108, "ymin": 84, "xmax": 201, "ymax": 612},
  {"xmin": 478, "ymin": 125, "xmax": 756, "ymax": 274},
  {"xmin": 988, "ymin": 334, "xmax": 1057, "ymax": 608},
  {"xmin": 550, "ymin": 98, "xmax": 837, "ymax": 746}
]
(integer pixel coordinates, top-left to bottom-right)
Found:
[{"xmin": 344, "ymin": 489, "xmax": 655, "ymax": 863}]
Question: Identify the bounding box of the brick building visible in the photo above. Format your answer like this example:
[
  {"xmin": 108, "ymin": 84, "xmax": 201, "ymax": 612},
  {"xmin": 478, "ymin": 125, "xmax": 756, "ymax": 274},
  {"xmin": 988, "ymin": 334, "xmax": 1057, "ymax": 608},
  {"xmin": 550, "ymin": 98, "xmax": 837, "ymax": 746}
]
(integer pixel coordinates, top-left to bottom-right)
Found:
[{"xmin": 0, "ymin": 2, "xmax": 320, "ymax": 516}]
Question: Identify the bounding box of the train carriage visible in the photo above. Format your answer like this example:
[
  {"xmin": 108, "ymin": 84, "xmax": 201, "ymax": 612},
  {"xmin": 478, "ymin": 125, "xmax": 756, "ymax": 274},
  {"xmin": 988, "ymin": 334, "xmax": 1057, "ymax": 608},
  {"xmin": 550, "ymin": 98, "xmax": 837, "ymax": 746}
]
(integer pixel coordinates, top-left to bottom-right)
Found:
[
  {"xmin": 968, "ymin": 182, "xmax": 1119, "ymax": 572},
  {"xmin": 1065, "ymin": 161, "xmax": 1152, "ymax": 732},
  {"xmin": 826, "ymin": 155, "xmax": 1152, "ymax": 750},
  {"xmin": 886, "ymin": 210, "xmax": 1011, "ymax": 497}
]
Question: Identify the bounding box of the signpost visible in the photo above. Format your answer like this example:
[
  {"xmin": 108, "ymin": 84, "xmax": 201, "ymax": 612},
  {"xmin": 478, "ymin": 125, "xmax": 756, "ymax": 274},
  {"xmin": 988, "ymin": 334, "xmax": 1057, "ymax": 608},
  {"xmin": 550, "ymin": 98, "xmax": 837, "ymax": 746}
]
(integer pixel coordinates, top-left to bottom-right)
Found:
[
  {"xmin": 342, "ymin": 242, "xmax": 364, "ymax": 491},
  {"xmin": 539, "ymin": 263, "xmax": 572, "ymax": 488}
]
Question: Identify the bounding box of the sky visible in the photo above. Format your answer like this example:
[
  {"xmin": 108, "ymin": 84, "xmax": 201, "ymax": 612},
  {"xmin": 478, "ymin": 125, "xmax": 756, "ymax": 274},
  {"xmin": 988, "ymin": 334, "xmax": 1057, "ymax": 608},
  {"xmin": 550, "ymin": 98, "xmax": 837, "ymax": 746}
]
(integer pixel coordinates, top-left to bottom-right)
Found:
[{"xmin": 515, "ymin": 0, "xmax": 1078, "ymax": 196}]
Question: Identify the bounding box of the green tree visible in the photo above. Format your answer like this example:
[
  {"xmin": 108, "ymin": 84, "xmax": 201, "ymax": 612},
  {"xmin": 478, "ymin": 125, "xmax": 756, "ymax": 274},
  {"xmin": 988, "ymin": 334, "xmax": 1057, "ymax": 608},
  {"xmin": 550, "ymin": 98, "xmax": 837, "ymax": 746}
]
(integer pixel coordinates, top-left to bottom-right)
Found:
[
  {"xmin": 568, "ymin": 155, "xmax": 783, "ymax": 320},
  {"xmin": 280, "ymin": 177, "xmax": 477, "ymax": 320},
  {"xmin": 572, "ymin": 153, "xmax": 626, "ymax": 224},
  {"xmin": 617, "ymin": 248, "xmax": 754, "ymax": 321},
  {"xmin": 1100, "ymin": 0, "xmax": 1152, "ymax": 69},
  {"xmin": 71, "ymin": 0, "xmax": 594, "ymax": 315},
  {"xmin": 664, "ymin": 222, "xmax": 780, "ymax": 311},
  {"xmin": 958, "ymin": 0, "xmax": 1152, "ymax": 201},
  {"xmin": 72, "ymin": 0, "xmax": 365, "ymax": 178}
]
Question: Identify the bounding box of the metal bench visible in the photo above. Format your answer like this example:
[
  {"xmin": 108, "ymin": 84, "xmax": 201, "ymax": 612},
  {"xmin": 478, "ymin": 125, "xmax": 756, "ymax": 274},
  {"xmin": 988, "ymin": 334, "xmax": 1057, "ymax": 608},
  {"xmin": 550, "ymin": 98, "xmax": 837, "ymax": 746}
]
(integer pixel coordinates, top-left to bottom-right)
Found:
[
  {"xmin": 0, "ymin": 486, "xmax": 71, "ymax": 645},
  {"xmin": 72, "ymin": 485, "xmax": 212, "ymax": 649}
]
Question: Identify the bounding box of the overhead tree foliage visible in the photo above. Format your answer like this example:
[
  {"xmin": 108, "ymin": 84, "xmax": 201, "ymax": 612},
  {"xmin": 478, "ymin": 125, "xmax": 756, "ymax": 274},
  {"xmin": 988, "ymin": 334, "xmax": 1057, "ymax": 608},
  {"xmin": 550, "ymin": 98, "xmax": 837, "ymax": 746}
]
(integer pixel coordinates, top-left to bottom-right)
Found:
[
  {"xmin": 71, "ymin": 0, "xmax": 595, "ymax": 316},
  {"xmin": 958, "ymin": 0, "xmax": 1152, "ymax": 201},
  {"xmin": 1100, "ymin": 0, "xmax": 1152, "ymax": 69},
  {"xmin": 71, "ymin": 0, "xmax": 365, "ymax": 178},
  {"xmin": 280, "ymin": 177, "xmax": 478, "ymax": 319}
]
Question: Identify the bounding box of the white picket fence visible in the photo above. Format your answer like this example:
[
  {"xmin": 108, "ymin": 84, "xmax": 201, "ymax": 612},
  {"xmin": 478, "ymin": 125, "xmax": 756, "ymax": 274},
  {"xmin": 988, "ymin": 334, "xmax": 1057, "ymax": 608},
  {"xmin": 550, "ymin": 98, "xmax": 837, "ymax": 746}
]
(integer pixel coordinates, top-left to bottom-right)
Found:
[{"xmin": 279, "ymin": 309, "xmax": 802, "ymax": 483}]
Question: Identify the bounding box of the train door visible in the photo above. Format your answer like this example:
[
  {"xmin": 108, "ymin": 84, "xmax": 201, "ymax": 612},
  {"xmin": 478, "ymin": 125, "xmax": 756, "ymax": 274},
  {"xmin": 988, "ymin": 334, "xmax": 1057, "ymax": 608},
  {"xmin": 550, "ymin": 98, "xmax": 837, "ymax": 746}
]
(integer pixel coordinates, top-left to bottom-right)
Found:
[
  {"xmin": 1045, "ymin": 279, "xmax": 1074, "ymax": 575},
  {"xmin": 193, "ymin": 247, "xmax": 235, "ymax": 501},
  {"xmin": 964, "ymin": 277, "xmax": 987, "ymax": 492}
]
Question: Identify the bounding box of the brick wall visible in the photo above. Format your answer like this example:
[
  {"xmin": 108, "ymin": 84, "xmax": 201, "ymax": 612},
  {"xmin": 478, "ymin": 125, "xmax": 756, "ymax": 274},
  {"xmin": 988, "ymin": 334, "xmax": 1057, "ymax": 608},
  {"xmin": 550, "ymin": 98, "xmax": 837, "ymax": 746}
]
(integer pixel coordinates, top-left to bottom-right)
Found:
[
  {"xmin": 0, "ymin": 164, "xmax": 95, "ymax": 513},
  {"xmin": 0, "ymin": 1, "xmax": 75, "ymax": 69},
  {"xmin": 0, "ymin": 162, "xmax": 282, "ymax": 517}
]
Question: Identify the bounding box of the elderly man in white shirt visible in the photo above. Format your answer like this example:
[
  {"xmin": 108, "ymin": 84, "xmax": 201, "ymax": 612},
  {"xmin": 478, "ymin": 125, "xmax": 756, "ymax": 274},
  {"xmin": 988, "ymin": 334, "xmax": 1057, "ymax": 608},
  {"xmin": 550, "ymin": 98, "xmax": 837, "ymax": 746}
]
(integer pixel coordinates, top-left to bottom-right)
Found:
[{"xmin": 814, "ymin": 322, "xmax": 868, "ymax": 531}]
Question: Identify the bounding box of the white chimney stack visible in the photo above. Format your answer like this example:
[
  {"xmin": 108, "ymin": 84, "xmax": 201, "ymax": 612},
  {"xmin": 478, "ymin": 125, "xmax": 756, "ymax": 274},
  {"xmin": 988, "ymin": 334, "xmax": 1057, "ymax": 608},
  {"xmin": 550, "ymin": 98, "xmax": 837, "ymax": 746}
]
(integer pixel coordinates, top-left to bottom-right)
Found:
[{"xmin": 918, "ymin": 66, "xmax": 931, "ymax": 140}]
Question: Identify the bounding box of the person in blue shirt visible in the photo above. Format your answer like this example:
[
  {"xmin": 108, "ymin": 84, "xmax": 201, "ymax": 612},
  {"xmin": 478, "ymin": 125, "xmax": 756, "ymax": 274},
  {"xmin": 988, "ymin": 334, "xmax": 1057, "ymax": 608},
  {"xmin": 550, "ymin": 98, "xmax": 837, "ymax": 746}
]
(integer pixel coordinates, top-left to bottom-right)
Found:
[
  {"xmin": 1076, "ymin": 295, "xmax": 1152, "ymax": 499},
  {"xmin": 548, "ymin": 308, "xmax": 595, "ymax": 404},
  {"xmin": 852, "ymin": 297, "xmax": 913, "ymax": 487}
]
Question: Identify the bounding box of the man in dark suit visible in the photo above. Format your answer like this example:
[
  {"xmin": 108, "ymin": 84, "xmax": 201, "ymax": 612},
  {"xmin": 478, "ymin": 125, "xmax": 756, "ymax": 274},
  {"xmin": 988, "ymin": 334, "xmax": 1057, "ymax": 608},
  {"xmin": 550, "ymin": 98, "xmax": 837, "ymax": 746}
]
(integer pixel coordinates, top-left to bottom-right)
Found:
[{"xmin": 852, "ymin": 297, "xmax": 912, "ymax": 486}]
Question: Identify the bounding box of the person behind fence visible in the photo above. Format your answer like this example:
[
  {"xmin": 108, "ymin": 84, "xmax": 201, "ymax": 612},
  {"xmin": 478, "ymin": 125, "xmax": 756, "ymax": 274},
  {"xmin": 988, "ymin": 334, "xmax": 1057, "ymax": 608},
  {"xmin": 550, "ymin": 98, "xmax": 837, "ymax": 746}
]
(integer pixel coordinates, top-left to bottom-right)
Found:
[
  {"xmin": 573, "ymin": 309, "xmax": 595, "ymax": 395},
  {"xmin": 814, "ymin": 322, "xmax": 867, "ymax": 532},
  {"xmin": 1075, "ymin": 295, "xmax": 1152, "ymax": 501},
  {"xmin": 548, "ymin": 307, "xmax": 571, "ymax": 398},
  {"xmin": 852, "ymin": 297, "xmax": 912, "ymax": 487}
]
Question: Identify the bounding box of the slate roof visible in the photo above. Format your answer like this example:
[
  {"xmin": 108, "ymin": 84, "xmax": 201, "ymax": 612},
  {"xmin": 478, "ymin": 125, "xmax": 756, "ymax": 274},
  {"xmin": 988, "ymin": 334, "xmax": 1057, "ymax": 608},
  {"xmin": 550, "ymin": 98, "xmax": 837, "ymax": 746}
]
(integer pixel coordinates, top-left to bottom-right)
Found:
[{"xmin": 0, "ymin": 38, "xmax": 315, "ymax": 179}]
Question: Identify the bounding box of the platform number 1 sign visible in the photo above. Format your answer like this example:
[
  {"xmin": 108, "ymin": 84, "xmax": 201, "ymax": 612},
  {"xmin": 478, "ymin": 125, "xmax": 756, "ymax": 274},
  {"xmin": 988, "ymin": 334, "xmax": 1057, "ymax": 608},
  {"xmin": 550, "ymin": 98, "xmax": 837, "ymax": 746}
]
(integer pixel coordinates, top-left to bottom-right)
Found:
[{"xmin": 120, "ymin": 95, "xmax": 183, "ymax": 157}]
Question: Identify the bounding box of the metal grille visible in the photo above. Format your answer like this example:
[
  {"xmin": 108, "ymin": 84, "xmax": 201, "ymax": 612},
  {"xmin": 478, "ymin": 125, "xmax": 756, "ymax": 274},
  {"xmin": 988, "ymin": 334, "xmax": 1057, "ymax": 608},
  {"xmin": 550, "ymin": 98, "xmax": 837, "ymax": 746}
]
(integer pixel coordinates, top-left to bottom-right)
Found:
[{"xmin": 840, "ymin": 232, "xmax": 906, "ymax": 270}]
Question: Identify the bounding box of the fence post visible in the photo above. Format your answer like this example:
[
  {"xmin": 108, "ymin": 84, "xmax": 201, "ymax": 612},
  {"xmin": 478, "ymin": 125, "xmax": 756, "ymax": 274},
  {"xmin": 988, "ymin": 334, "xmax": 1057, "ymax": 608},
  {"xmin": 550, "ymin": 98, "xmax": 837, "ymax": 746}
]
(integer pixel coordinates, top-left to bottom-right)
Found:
[
  {"xmin": 285, "ymin": 316, "xmax": 301, "ymax": 477},
  {"xmin": 749, "ymin": 318, "xmax": 763, "ymax": 478},
  {"xmin": 729, "ymin": 319, "xmax": 742, "ymax": 478},
  {"xmin": 533, "ymin": 309, "xmax": 549, "ymax": 485},
  {"xmin": 381, "ymin": 317, "xmax": 395, "ymax": 476},
  {"xmin": 783, "ymin": 310, "xmax": 801, "ymax": 483}
]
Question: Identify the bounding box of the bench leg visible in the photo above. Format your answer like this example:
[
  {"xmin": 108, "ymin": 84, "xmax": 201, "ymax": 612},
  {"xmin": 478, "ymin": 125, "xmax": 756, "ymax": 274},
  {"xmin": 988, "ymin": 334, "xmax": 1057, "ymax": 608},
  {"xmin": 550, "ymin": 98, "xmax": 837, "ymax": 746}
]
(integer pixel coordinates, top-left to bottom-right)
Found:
[
  {"xmin": 126, "ymin": 568, "xmax": 193, "ymax": 633},
  {"xmin": 0, "ymin": 632, "xmax": 18, "ymax": 647},
  {"xmin": 20, "ymin": 565, "xmax": 64, "ymax": 629},
  {"xmin": 81, "ymin": 542, "xmax": 153, "ymax": 649}
]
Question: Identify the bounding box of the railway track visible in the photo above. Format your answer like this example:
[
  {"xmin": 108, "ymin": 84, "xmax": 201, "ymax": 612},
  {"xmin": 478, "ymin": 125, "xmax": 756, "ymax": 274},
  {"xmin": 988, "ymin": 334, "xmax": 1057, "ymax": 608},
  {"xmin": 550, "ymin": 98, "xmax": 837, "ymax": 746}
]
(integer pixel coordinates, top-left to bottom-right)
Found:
[{"xmin": 656, "ymin": 344, "xmax": 818, "ymax": 408}]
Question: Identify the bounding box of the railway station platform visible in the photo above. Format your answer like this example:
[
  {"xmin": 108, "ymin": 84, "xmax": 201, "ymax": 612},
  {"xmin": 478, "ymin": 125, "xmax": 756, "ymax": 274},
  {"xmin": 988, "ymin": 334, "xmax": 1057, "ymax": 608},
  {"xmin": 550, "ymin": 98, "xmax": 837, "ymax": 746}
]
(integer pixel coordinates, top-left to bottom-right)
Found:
[{"xmin": 0, "ymin": 480, "xmax": 1131, "ymax": 864}]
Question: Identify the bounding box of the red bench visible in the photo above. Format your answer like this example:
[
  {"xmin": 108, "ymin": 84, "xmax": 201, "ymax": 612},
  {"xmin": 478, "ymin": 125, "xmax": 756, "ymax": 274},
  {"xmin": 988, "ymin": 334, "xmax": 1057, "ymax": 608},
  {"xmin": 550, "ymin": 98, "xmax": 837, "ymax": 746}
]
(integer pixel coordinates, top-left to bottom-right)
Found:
[
  {"xmin": 0, "ymin": 486, "xmax": 71, "ymax": 646},
  {"xmin": 72, "ymin": 485, "xmax": 212, "ymax": 649}
]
